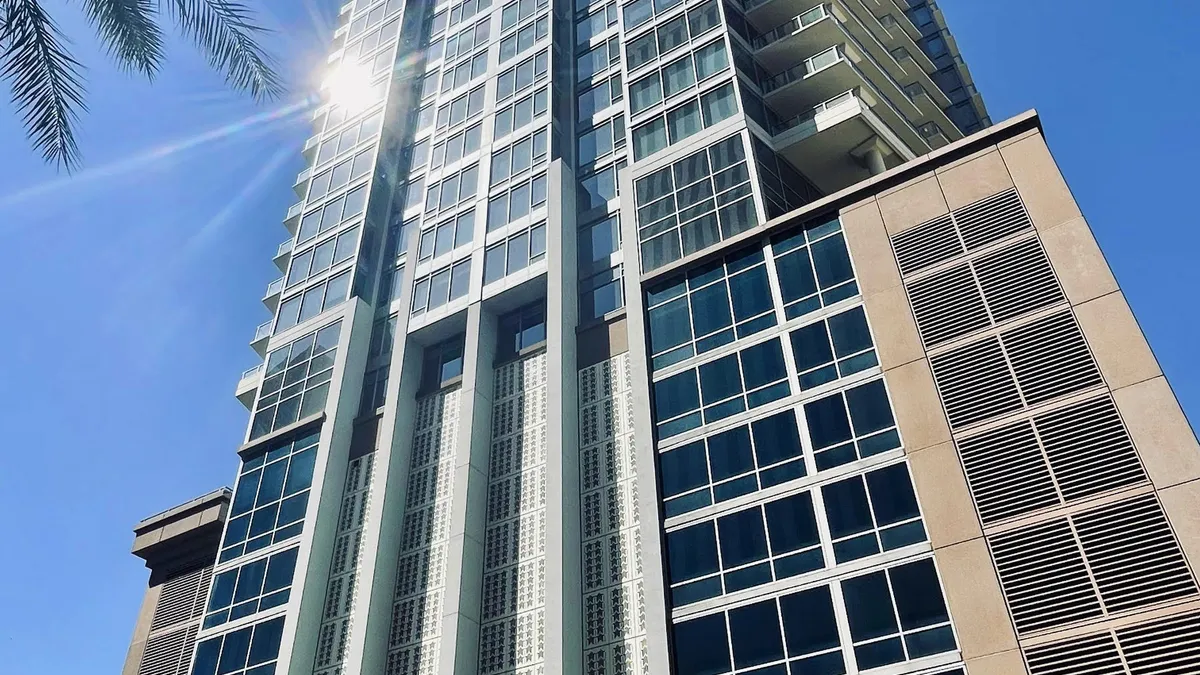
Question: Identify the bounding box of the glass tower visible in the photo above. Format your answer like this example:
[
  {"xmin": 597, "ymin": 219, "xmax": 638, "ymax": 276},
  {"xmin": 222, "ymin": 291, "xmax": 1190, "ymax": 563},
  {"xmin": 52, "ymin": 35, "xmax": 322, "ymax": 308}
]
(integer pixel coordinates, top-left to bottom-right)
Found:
[{"xmin": 173, "ymin": 1, "xmax": 1200, "ymax": 675}]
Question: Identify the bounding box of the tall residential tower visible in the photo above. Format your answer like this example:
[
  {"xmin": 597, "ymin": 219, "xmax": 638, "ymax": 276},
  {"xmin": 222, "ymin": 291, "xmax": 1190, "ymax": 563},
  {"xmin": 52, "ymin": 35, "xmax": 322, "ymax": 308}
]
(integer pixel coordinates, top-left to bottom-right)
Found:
[{"xmin": 134, "ymin": 0, "xmax": 1200, "ymax": 674}]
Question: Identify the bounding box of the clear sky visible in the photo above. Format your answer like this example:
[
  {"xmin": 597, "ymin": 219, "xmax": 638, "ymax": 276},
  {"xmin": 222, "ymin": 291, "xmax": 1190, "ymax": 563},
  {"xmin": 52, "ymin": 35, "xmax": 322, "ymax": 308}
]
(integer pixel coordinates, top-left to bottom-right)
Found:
[{"xmin": 0, "ymin": 1, "xmax": 1197, "ymax": 674}]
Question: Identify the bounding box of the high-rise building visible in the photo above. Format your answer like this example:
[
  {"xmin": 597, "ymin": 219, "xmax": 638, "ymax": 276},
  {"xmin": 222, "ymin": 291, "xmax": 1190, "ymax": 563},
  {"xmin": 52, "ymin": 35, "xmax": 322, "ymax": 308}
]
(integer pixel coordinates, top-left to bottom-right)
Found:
[{"xmin": 143, "ymin": 1, "xmax": 1200, "ymax": 675}]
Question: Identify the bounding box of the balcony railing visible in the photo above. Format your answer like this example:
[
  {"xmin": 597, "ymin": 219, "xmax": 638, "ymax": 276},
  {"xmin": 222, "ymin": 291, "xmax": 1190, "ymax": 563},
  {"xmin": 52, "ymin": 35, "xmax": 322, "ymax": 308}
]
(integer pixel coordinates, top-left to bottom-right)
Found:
[
  {"xmin": 762, "ymin": 45, "xmax": 844, "ymax": 93},
  {"xmin": 276, "ymin": 239, "xmax": 294, "ymax": 257},
  {"xmin": 753, "ymin": 5, "xmax": 830, "ymax": 50},
  {"xmin": 286, "ymin": 202, "xmax": 303, "ymax": 221},
  {"xmin": 771, "ymin": 88, "xmax": 858, "ymax": 135},
  {"xmin": 265, "ymin": 277, "xmax": 284, "ymax": 298},
  {"xmin": 240, "ymin": 364, "xmax": 262, "ymax": 382},
  {"xmin": 253, "ymin": 321, "xmax": 272, "ymax": 342}
]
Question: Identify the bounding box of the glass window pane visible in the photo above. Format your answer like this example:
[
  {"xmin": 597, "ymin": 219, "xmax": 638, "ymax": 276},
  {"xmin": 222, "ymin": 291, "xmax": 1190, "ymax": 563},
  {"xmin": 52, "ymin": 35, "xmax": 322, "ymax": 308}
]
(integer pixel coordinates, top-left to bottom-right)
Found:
[
  {"xmin": 805, "ymin": 394, "xmax": 851, "ymax": 448},
  {"xmin": 739, "ymin": 339, "xmax": 785, "ymax": 391},
  {"xmin": 633, "ymin": 117, "xmax": 668, "ymax": 160},
  {"xmin": 729, "ymin": 602, "xmax": 785, "ymax": 670},
  {"xmin": 662, "ymin": 57, "xmax": 695, "ymax": 97},
  {"xmin": 649, "ymin": 297, "xmax": 692, "ymax": 354},
  {"xmin": 667, "ymin": 100, "xmax": 702, "ymax": 143},
  {"xmin": 791, "ymin": 321, "xmax": 834, "ymax": 372},
  {"xmin": 661, "ymin": 441, "xmax": 709, "ymax": 497},
  {"xmin": 700, "ymin": 82, "xmax": 737, "ymax": 126},
  {"xmin": 842, "ymin": 571, "xmax": 899, "ymax": 641},
  {"xmin": 779, "ymin": 586, "xmax": 841, "ymax": 655},
  {"xmin": 673, "ymin": 613, "xmax": 731, "ymax": 675},
  {"xmin": 707, "ymin": 425, "xmax": 753, "ymax": 480},
  {"xmin": 717, "ymin": 507, "xmax": 768, "ymax": 567},
  {"xmin": 654, "ymin": 370, "xmax": 699, "ymax": 420},
  {"xmin": 845, "ymin": 380, "xmax": 894, "ymax": 435},
  {"xmin": 823, "ymin": 477, "xmax": 872, "ymax": 538},
  {"xmin": 764, "ymin": 492, "xmax": 818, "ymax": 552},
  {"xmin": 889, "ymin": 559, "xmax": 949, "ymax": 630},
  {"xmin": 667, "ymin": 521, "xmax": 719, "ymax": 582},
  {"xmin": 751, "ymin": 411, "xmax": 802, "ymax": 466},
  {"xmin": 699, "ymin": 354, "xmax": 741, "ymax": 404},
  {"xmin": 866, "ymin": 464, "xmax": 919, "ymax": 526},
  {"xmin": 630, "ymin": 73, "xmax": 662, "ymax": 114}
]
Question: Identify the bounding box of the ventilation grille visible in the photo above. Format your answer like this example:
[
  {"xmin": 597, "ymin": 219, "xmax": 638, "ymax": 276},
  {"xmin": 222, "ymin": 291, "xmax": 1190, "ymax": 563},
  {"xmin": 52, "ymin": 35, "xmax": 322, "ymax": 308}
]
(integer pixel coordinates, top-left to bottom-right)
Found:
[
  {"xmin": 1074, "ymin": 495, "xmax": 1198, "ymax": 613},
  {"xmin": 957, "ymin": 396, "xmax": 1147, "ymax": 524},
  {"xmin": 891, "ymin": 187, "xmax": 1032, "ymax": 276},
  {"xmin": 990, "ymin": 496, "xmax": 1199, "ymax": 635},
  {"xmin": 908, "ymin": 265, "xmax": 990, "ymax": 346},
  {"xmin": 930, "ymin": 311, "xmax": 1102, "ymax": 430},
  {"xmin": 138, "ymin": 625, "xmax": 198, "ymax": 675},
  {"xmin": 930, "ymin": 337, "xmax": 1023, "ymax": 428},
  {"xmin": 974, "ymin": 238, "xmax": 1062, "ymax": 322},
  {"xmin": 892, "ymin": 214, "xmax": 962, "ymax": 275},
  {"xmin": 1025, "ymin": 611, "xmax": 1200, "ymax": 675},
  {"xmin": 954, "ymin": 188, "xmax": 1032, "ymax": 248},
  {"xmin": 990, "ymin": 519, "xmax": 1103, "ymax": 634},
  {"xmin": 151, "ymin": 567, "xmax": 206, "ymax": 631}
]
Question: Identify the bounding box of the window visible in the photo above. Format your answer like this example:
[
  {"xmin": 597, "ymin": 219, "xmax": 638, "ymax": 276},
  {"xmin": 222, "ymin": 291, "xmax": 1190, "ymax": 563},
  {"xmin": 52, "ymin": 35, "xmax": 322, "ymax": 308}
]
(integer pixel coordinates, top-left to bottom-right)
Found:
[
  {"xmin": 501, "ymin": 0, "xmax": 548, "ymax": 30},
  {"xmin": 204, "ymin": 548, "xmax": 299, "ymax": 628},
  {"xmin": 789, "ymin": 306, "xmax": 877, "ymax": 390},
  {"xmin": 495, "ymin": 86, "xmax": 549, "ymax": 139},
  {"xmin": 417, "ymin": 210, "xmax": 475, "ymax": 263},
  {"xmin": 578, "ymin": 161, "xmax": 622, "ymax": 212},
  {"xmin": 499, "ymin": 15, "xmax": 548, "ymax": 63},
  {"xmin": 580, "ymin": 266, "xmax": 624, "ymax": 321},
  {"xmin": 368, "ymin": 314, "xmax": 398, "ymax": 360},
  {"xmin": 842, "ymin": 559, "xmax": 955, "ymax": 668},
  {"xmin": 804, "ymin": 378, "xmax": 900, "ymax": 470},
  {"xmin": 430, "ymin": 123, "xmax": 483, "ymax": 170},
  {"xmin": 577, "ymin": 115, "xmax": 625, "ymax": 166},
  {"xmin": 424, "ymin": 164, "xmax": 479, "ymax": 215},
  {"xmin": 307, "ymin": 149, "xmax": 373, "ymax": 203},
  {"xmin": 646, "ymin": 246, "xmax": 775, "ymax": 370},
  {"xmin": 442, "ymin": 19, "xmax": 490, "ymax": 63},
  {"xmin": 667, "ymin": 491, "xmax": 822, "ymax": 604},
  {"xmin": 753, "ymin": 136, "xmax": 821, "ymax": 218},
  {"xmin": 621, "ymin": 0, "xmax": 683, "ymax": 30},
  {"xmin": 286, "ymin": 227, "xmax": 359, "ymax": 289},
  {"xmin": 580, "ymin": 214, "xmax": 619, "ymax": 264},
  {"xmin": 497, "ymin": 50, "xmax": 549, "ymax": 101},
  {"xmin": 633, "ymin": 81, "xmax": 736, "ymax": 160},
  {"xmin": 420, "ymin": 338, "xmax": 464, "ymax": 391},
  {"xmin": 487, "ymin": 172, "xmax": 548, "ymax": 230},
  {"xmin": 577, "ymin": 2, "xmax": 617, "ymax": 44},
  {"xmin": 222, "ymin": 433, "xmax": 320, "ymax": 561},
  {"xmin": 770, "ymin": 216, "xmax": 857, "ymax": 320},
  {"xmin": 341, "ymin": 17, "xmax": 400, "ymax": 66},
  {"xmin": 298, "ymin": 184, "xmax": 368, "ymax": 244},
  {"xmin": 628, "ymin": 0, "xmax": 720, "ymax": 72},
  {"xmin": 491, "ymin": 129, "xmax": 549, "ymax": 185},
  {"xmin": 191, "ymin": 617, "xmax": 285, "ymax": 675},
  {"xmin": 445, "ymin": 0, "xmax": 491, "ymax": 30},
  {"xmin": 313, "ymin": 111, "xmax": 383, "ymax": 167},
  {"xmin": 274, "ymin": 270, "xmax": 352, "ymax": 334},
  {"xmin": 660, "ymin": 408, "xmax": 805, "ymax": 516},
  {"xmin": 576, "ymin": 37, "xmax": 620, "ymax": 81},
  {"xmin": 252, "ymin": 323, "xmax": 341, "ymax": 440},
  {"xmin": 439, "ymin": 50, "xmax": 489, "ymax": 93},
  {"xmin": 635, "ymin": 133, "xmax": 753, "ymax": 271},
  {"xmin": 411, "ymin": 259, "xmax": 471, "ymax": 315},
  {"xmin": 577, "ymin": 74, "xmax": 623, "ymax": 118},
  {"xmin": 360, "ymin": 367, "xmax": 388, "ymax": 415},
  {"xmin": 653, "ymin": 338, "xmax": 790, "ymax": 438},
  {"xmin": 403, "ymin": 177, "xmax": 425, "ymax": 211},
  {"xmin": 823, "ymin": 463, "xmax": 926, "ymax": 563},
  {"xmin": 497, "ymin": 302, "xmax": 546, "ymax": 360},
  {"xmin": 435, "ymin": 85, "xmax": 486, "ymax": 132},
  {"xmin": 483, "ymin": 223, "xmax": 547, "ymax": 284}
]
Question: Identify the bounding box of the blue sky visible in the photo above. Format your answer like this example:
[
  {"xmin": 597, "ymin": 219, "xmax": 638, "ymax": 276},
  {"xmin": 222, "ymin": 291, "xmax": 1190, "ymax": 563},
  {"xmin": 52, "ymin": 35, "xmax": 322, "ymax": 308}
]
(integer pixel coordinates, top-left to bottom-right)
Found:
[{"xmin": 0, "ymin": 1, "xmax": 1197, "ymax": 674}]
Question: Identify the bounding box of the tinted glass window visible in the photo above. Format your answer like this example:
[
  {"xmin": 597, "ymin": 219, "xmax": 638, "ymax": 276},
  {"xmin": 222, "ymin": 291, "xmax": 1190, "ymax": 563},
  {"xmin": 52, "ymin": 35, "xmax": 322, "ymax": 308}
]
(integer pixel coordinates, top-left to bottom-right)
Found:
[
  {"xmin": 728, "ymin": 600, "xmax": 785, "ymax": 669},
  {"xmin": 673, "ymin": 613, "xmax": 731, "ymax": 675}
]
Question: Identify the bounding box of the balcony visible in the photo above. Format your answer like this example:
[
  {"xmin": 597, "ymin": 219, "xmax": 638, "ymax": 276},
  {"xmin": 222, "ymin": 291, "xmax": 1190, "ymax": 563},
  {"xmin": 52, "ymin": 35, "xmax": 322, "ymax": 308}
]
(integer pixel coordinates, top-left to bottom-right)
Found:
[
  {"xmin": 235, "ymin": 365, "xmax": 261, "ymax": 409},
  {"xmin": 262, "ymin": 277, "xmax": 284, "ymax": 312},
  {"xmin": 753, "ymin": 5, "xmax": 843, "ymax": 71},
  {"xmin": 250, "ymin": 320, "xmax": 272, "ymax": 356},
  {"xmin": 284, "ymin": 202, "xmax": 303, "ymax": 235},
  {"xmin": 293, "ymin": 167, "xmax": 312, "ymax": 198},
  {"xmin": 302, "ymin": 134, "xmax": 320, "ymax": 162},
  {"xmin": 273, "ymin": 238, "xmax": 294, "ymax": 272}
]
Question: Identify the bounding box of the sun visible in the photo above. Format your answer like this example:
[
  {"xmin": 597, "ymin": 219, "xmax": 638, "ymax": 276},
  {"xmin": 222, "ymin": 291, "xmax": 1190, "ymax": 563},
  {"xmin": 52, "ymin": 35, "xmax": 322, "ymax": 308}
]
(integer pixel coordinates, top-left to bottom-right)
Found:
[{"xmin": 324, "ymin": 62, "xmax": 376, "ymax": 115}]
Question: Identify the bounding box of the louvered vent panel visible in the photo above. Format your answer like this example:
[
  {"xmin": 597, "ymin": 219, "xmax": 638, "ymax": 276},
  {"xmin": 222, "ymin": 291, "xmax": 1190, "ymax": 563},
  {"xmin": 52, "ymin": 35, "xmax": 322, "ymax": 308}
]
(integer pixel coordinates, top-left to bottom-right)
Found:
[
  {"xmin": 1003, "ymin": 311, "xmax": 1103, "ymax": 406},
  {"xmin": 1025, "ymin": 633, "xmax": 1125, "ymax": 675},
  {"xmin": 954, "ymin": 188, "xmax": 1032, "ymax": 250},
  {"xmin": 929, "ymin": 337, "xmax": 1023, "ymax": 428},
  {"xmin": 178, "ymin": 625, "xmax": 198, "ymax": 675},
  {"xmin": 1073, "ymin": 495, "xmax": 1198, "ymax": 614},
  {"xmin": 191, "ymin": 566, "xmax": 213, "ymax": 619},
  {"xmin": 907, "ymin": 264, "xmax": 991, "ymax": 347},
  {"xmin": 989, "ymin": 519, "xmax": 1103, "ymax": 633},
  {"xmin": 957, "ymin": 421, "xmax": 1059, "ymax": 523},
  {"xmin": 151, "ymin": 567, "xmax": 204, "ymax": 631},
  {"xmin": 138, "ymin": 626, "xmax": 191, "ymax": 675},
  {"xmin": 1119, "ymin": 611, "xmax": 1200, "ymax": 675},
  {"xmin": 975, "ymin": 238, "xmax": 1064, "ymax": 323},
  {"xmin": 1035, "ymin": 398, "xmax": 1147, "ymax": 501},
  {"xmin": 892, "ymin": 214, "xmax": 963, "ymax": 275}
]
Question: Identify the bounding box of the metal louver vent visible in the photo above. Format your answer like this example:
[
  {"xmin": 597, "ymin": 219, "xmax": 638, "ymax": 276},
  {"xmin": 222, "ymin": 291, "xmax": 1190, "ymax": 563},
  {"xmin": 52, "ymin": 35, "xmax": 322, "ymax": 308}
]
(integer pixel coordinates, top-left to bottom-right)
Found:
[
  {"xmin": 929, "ymin": 337, "xmax": 1023, "ymax": 428},
  {"xmin": 892, "ymin": 214, "xmax": 962, "ymax": 275},
  {"xmin": 989, "ymin": 519, "xmax": 1103, "ymax": 634},
  {"xmin": 907, "ymin": 264, "xmax": 991, "ymax": 346},
  {"xmin": 1036, "ymin": 398, "xmax": 1146, "ymax": 502},
  {"xmin": 138, "ymin": 625, "xmax": 197, "ymax": 675},
  {"xmin": 1003, "ymin": 311, "xmax": 1103, "ymax": 406},
  {"xmin": 150, "ymin": 567, "xmax": 205, "ymax": 631},
  {"xmin": 192, "ymin": 565, "xmax": 212, "ymax": 619},
  {"xmin": 1119, "ymin": 611, "xmax": 1200, "ymax": 674},
  {"xmin": 973, "ymin": 238, "xmax": 1063, "ymax": 322},
  {"xmin": 1074, "ymin": 495, "xmax": 1198, "ymax": 613},
  {"xmin": 958, "ymin": 422, "xmax": 1059, "ymax": 523},
  {"xmin": 953, "ymin": 188, "xmax": 1032, "ymax": 249},
  {"xmin": 1026, "ymin": 633, "xmax": 1125, "ymax": 675}
]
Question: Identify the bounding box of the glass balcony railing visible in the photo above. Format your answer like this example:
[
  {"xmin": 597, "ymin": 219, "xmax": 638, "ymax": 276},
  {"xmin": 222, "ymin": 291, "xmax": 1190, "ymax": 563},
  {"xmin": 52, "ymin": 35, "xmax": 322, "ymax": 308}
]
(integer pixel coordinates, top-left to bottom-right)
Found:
[
  {"xmin": 240, "ymin": 364, "xmax": 262, "ymax": 383},
  {"xmin": 771, "ymin": 88, "xmax": 858, "ymax": 135},
  {"xmin": 286, "ymin": 202, "xmax": 303, "ymax": 221},
  {"xmin": 265, "ymin": 277, "xmax": 284, "ymax": 298},
  {"xmin": 294, "ymin": 167, "xmax": 311, "ymax": 187},
  {"xmin": 753, "ymin": 5, "xmax": 830, "ymax": 50},
  {"xmin": 253, "ymin": 321, "xmax": 272, "ymax": 343},
  {"xmin": 276, "ymin": 239, "xmax": 294, "ymax": 257},
  {"xmin": 762, "ymin": 45, "xmax": 844, "ymax": 94}
]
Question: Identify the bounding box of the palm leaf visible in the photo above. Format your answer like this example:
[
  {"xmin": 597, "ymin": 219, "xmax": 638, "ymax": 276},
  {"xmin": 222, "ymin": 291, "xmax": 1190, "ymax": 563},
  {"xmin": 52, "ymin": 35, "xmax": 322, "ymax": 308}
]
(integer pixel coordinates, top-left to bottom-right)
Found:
[
  {"xmin": 82, "ymin": 0, "xmax": 165, "ymax": 77},
  {"xmin": 160, "ymin": 0, "xmax": 282, "ymax": 100},
  {"xmin": 0, "ymin": 0, "xmax": 88, "ymax": 169}
]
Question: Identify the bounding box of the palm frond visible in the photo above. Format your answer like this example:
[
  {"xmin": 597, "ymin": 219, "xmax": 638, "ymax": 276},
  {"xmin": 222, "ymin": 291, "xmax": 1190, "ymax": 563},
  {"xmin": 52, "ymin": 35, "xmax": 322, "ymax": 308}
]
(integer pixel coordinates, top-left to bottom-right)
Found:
[
  {"xmin": 82, "ymin": 0, "xmax": 165, "ymax": 77},
  {"xmin": 1, "ymin": 0, "xmax": 88, "ymax": 170},
  {"xmin": 160, "ymin": 0, "xmax": 282, "ymax": 100}
]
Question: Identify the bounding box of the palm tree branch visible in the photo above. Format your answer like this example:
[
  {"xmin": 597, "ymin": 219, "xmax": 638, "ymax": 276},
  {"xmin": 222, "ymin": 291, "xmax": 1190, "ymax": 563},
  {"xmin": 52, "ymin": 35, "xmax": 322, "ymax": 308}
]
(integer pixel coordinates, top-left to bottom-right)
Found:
[
  {"xmin": 81, "ymin": 0, "xmax": 165, "ymax": 77},
  {"xmin": 159, "ymin": 0, "xmax": 281, "ymax": 100},
  {"xmin": 0, "ymin": 0, "xmax": 88, "ymax": 169}
]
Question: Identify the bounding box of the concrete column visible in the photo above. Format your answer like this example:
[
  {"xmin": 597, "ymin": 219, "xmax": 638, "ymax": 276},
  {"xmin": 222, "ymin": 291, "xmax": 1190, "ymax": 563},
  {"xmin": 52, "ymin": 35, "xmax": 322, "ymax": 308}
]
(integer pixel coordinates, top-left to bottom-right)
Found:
[{"xmin": 865, "ymin": 146, "xmax": 887, "ymax": 176}]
